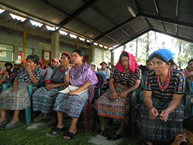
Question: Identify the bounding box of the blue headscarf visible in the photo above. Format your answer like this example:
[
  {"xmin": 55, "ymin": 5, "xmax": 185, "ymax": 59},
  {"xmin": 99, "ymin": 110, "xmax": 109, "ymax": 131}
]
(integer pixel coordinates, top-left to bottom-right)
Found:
[{"xmin": 148, "ymin": 49, "xmax": 174, "ymax": 63}]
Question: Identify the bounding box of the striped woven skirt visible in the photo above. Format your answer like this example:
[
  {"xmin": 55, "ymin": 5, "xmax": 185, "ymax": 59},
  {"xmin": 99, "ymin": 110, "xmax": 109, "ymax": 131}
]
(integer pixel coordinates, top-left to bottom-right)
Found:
[
  {"xmin": 137, "ymin": 97, "xmax": 184, "ymax": 142},
  {"xmin": 95, "ymin": 87, "xmax": 130, "ymax": 120},
  {"xmin": 32, "ymin": 87, "xmax": 60, "ymax": 114},
  {"xmin": 53, "ymin": 90, "xmax": 89, "ymax": 118},
  {"xmin": 0, "ymin": 82, "xmax": 30, "ymax": 110}
]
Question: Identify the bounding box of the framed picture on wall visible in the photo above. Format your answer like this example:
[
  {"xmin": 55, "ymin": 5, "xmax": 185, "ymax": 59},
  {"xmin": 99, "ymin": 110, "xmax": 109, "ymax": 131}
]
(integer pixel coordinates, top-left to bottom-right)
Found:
[
  {"xmin": 44, "ymin": 51, "xmax": 50, "ymax": 60},
  {"xmin": 42, "ymin": 50, "xmax": 51, "ymax": 65}
]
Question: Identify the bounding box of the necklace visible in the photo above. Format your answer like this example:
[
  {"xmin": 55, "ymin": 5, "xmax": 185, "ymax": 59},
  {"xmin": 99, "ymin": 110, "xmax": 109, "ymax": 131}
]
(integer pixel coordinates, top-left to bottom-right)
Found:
[{"xmin": 157, "ymin": 69, "xmax": 171, "ymax": 90}]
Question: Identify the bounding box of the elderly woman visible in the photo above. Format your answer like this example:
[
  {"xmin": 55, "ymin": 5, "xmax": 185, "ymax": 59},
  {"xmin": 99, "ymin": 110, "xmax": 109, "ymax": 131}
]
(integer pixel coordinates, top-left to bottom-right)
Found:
[
  {"xmin": 32, "ymin": 52, "xmax": 71, "ymax": 122},
  {"xmin": 0, "ymin": 55, "xmax": 42, "ymax": 129},
  {"xmin": 95, "ymin": 51, "xmax": 141, "ymax": 140},
  {"xmin": 51, "ymin": 49, "xmax": 98, "ymax": 139},
  {"xmin": 183, "ymin": 59, "xmax": 193, "ymax": 83},
  {"xmin": 138, "ymin": 49, "xmax": 185, "ymax": 145}
]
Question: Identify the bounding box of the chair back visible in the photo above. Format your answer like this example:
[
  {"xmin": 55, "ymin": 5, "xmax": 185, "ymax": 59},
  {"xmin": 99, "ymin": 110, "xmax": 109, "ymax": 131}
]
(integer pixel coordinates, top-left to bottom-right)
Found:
[
  {"xmin": 95, "ymin": 73, "xmax": 104, "ymax": 88},
  {"xmin": 96, "ymin": 72, "xmax": 107, "ymax": 81}
]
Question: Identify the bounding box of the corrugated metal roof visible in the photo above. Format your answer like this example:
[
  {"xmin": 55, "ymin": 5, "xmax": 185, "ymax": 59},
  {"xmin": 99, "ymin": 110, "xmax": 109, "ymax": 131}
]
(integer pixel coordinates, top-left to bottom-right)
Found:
[{"xmin": 0, "ymin": 0, "xmax": 193, "ymax": 50}]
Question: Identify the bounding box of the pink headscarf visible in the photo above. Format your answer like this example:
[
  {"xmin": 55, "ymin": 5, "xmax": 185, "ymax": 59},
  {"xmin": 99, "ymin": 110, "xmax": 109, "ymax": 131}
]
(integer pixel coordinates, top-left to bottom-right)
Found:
[{"xmin": 115, "ymin": 51, "xmax": 139, "ymax": 74}]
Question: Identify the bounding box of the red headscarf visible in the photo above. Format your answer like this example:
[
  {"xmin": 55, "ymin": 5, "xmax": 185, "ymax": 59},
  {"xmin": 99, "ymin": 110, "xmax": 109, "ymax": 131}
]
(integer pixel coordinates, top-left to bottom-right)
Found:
[
  {"xmin": 115, "ymin": 51, "xmax": 139, "ymax": 74},
  {"xmin": 62, "ymin": 52, "xmax": 72, "ymax": 60}
]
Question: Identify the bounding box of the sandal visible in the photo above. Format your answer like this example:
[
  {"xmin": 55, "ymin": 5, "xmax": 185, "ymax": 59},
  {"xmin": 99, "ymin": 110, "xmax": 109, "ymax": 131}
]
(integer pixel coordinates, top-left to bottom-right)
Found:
[
  {"xmin": 0, "ymin": 119, "xmax": 8, "ymax": 126},
  {"xmin": 5, "ymin": 120, "xmax": 20, "ymax": 129},
  {"xmin": 51, "ymin": 127, "xmax": 65, "ymax": 136},
  {"xmin": 62, "ymin": 131, "xmax": 76, "ymax": 140},
  {"xmin": 99, "ymin": 129, "xmax": 106, "ymax": 136},
  {"xmin": 107, "ymin": 133, "xmax": 123, "ymax": 140}
]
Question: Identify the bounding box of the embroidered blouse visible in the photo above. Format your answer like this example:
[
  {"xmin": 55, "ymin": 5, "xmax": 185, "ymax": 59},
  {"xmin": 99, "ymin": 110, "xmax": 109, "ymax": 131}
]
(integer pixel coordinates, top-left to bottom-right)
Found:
[
  {"xmin": 111, "ymin": 67, "xmax": 142, "ymax": 88},
  {"xmin": 16, "ymin": 68, "xmax": 42, "ymax": 83},
  {"xmin": 69, "ymin": 63, "xmax": 98, "ymax": 86},
  {"xmin": 144, "ymin": 69, "xmax": 185, "ymax": 101}
]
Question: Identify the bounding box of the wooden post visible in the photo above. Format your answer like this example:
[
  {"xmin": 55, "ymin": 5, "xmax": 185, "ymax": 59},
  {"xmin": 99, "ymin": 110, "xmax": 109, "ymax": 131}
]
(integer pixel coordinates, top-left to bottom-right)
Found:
[{"xmin": 23, "ymin": 32, "xmax": 26, "ymax": 59}]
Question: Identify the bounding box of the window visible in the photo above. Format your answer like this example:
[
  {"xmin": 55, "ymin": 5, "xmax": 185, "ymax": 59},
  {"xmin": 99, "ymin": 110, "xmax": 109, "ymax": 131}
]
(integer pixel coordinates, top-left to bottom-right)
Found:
[
  {"xmin": 0, "ymin": 44, "xmax": 13, "ymax": 62},
  {"xmin": 18, "ymin": 47, "xmax": 33, "ymax": 60}
]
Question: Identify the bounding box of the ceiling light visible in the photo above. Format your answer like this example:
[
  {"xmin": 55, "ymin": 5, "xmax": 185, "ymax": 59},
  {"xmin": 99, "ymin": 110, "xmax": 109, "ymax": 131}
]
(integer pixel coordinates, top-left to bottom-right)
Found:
[
  {"xmin": 86, "ymin": 40, "xmax": 91, "ymax": 43},
  {"xmin": 99, "ymin": 44, "xmax": 103, "ymax": 47},
  {"xmin": 9, "ymin": 13, "xmax": 27, "ymax": 22},
  {"xmin": 79, "ymin": 37, "xmax": 85, "ymax": 41},
  {"xmin": 94, "ymin": 42, "xmax": 98, "ymax": 46},
  {"xmin": 69, "ymin": 34, "xmax": 77, "ymax": 39},
  {"xmin": 59, "ymin": 30, "xmax": 68, "ymax": 36},
  {"xmin": 127, "ymin": 6, "xmax": 136, "ymax": 17},
  {"xmin": 104, "ymin": 46, "xmax": 108, "ymax": 49},
  {"xmin": 46, "ymin": 25, "xmax": 55, "ymax": 31},
  {"xmin": 30, "ymin": 20, "xmax": 43, "ymax": 27},
  {"xmin": 0, "ymin": 8, "xmax": 5, "ymax": 14}
]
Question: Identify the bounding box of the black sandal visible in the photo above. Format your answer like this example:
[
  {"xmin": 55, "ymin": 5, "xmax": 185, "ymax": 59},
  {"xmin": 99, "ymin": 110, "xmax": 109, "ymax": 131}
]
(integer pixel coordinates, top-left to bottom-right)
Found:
[
  {"xmin": 99, "ymin": 129, "xmax": 105, "ymax": 136},
  {"xmin": 107, "ymin": 134, "xmax": 123, "ymax": 140},
  {"xmin": 51, "ymin": 127, "xmax": 65, "ymax": 136},
  {"xmin": 62, "ymin": 131, "xmax": 76, "ymax": 140}
]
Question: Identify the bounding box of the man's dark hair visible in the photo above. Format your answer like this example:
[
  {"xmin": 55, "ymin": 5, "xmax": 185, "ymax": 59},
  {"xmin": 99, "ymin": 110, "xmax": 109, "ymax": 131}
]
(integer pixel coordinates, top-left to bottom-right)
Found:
[
  {"xmin": 4, "ymin": 62, "xmax": 13, "ymax": 68},
  {"xmin": 188, "ymin": 59, "xmax": 193, "ymax": 65},
  {"xmin": 183, "ymin": 116, "xmax": 193, "ymax": 133}
]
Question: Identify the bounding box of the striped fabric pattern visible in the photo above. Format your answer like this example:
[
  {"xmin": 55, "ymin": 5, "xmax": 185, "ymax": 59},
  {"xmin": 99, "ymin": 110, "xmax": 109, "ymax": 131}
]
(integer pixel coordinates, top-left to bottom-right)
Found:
[
  {"xmin": 138, "ymin": 69, "xmax": 185, "ymax": 142},
  {"xmin": 95, "ymin": 68, "xmax": 142, "ymax": 119},
  {"xmin": 0, "ymin": 82, "xmax": 30, "ymax": 110}
]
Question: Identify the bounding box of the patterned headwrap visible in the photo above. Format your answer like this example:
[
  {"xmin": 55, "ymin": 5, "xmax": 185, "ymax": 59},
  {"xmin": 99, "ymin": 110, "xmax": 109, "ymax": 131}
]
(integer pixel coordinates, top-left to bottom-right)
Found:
[
  {"xmin": 62, "ymin": 52, "xmax": 72, "ymax": 60},
  {"xmin": 148, "ymin": 49, "xmax": 174, "ymax": 63},
  {"xmin": 115, "ymin": 51, "xmax": 139, "ymax": 74}
]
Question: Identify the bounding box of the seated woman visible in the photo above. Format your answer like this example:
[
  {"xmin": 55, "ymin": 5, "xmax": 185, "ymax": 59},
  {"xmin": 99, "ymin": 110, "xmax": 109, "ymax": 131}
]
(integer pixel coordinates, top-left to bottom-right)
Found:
[
  {"xmin": 183, "ymin": 59, "xmax": 193, "ymax": 83},
  {"xmin": 95, "ymin": 51, "xmax": 141, "ymax": 140},
  {"xmin": 0, "ymin": 55, "xmax": 42, "ymax": 129},
  {"xmin": 51, "ymin": 49, "xmax": 98, "ymax": 139},
  {"xmin": 32, "ymin": 52, "xmax": 71, "ymax": 122},
  {"xmin": 138, "ymin": 49, "xmax": 185, "ymax": 145}
]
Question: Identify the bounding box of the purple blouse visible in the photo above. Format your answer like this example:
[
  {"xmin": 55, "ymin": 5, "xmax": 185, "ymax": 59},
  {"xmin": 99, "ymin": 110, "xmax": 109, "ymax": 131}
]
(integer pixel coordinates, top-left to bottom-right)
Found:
[{"xmin": 69, "ymin": 63, "xmax": 98, "ymax": 86}]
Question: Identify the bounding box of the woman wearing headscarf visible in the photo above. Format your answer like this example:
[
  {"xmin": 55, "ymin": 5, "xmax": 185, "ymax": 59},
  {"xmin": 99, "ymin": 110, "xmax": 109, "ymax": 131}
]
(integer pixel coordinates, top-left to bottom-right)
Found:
[
  {"xmin": 32, "ymin": 52, "xmax": 71, "ymax": 122},
  {"xmin": 138, "ymin": 49, "xmax": 185, "ymax": 145},
  {"xmin": 51, "ymin": 50, "xmax": 98, "ymax": 139},
  {"xmin": 95, "ymin": 51, "xmax": 142, "ymax": 140},
  {"xmin": 0, "ymin": 55, "xmax": 42, "ymax": 129}
]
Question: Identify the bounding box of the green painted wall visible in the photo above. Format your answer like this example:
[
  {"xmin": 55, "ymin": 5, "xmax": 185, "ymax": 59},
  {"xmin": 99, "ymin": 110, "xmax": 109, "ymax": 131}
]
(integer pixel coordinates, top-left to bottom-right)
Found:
[{"xmin": 0, "ymin": 28, "xmax": 88, "ymax": 67}]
